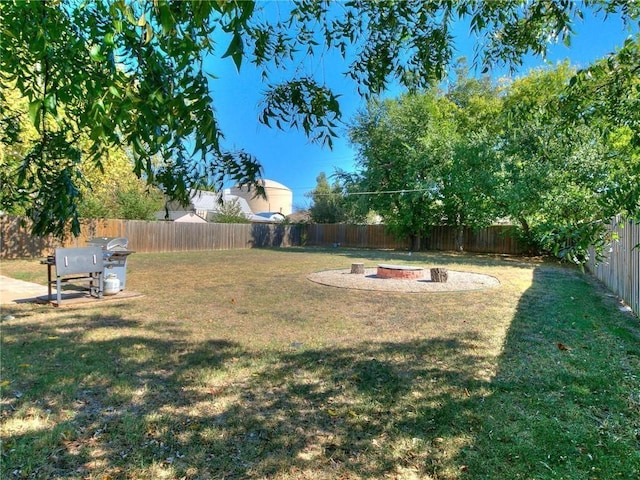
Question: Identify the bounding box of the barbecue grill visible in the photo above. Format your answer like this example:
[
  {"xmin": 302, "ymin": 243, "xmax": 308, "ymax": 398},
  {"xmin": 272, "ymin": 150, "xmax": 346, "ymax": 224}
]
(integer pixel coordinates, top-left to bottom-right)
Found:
[
  {"xmin": 86, "ymin": 237, "xmax": 135, "ymax": 290},
  {"xmin": 41, "ymin": 247, "xmax": 104, "ymax": 305}
]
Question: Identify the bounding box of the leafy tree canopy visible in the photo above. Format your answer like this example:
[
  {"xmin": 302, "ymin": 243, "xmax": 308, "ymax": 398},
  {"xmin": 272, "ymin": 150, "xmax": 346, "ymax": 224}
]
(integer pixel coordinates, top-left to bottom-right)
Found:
[
  {"xmin": 562, "ymin": 37, "xmax": 640, "ymax": 225},
  {"xmin": 210, "ymin": 198, "xmax": 251, "ymax": 224},
  {"xmin": 496, "ymin": 63, "xmax": 616, "ymax": 260},
  {"xmin": 0, "ymin": 82, "xmax": 165, "ymax": 223},
  {"xmin": 1, "ymin": 0, "xmax": 637, "ymax": 237},
  {"xmin": 344, "ymin": 73, "xmax": 503, "ymax": 250},
  {"xmin": 307, "ymin": 172, "xmax": 349, "ymax": 224},
  {"xmin": 347, "ymin": 59, "xmax": 639, "ymax": 262}
]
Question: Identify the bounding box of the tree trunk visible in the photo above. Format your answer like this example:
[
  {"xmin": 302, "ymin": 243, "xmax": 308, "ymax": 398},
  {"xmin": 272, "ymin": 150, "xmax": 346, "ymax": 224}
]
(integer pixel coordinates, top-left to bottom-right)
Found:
[
  {"xmin": 518, "ymin": 217, "xmax": 536, "ymax": 255},
  {"xmin": 430, "ymin": 267, "xmax": 448, "ymax": 282},
  {"xmin": 455, "ymin": 225, "xmax": 464, "ymax": 252},
  {"xmin": 351, "ymin": 263, "xmax": 365, "ymax": 274},
  {"xmin": 409, "ymin": 233, "xmax": 420, "ymax": 252}
]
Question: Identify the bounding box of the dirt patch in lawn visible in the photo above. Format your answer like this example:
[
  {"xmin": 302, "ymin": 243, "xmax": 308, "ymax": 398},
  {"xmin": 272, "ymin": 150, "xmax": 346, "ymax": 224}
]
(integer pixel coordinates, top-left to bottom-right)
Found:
[{"xmin": 307, "ymin": 267, "xmax": 500, "ymax": 293}]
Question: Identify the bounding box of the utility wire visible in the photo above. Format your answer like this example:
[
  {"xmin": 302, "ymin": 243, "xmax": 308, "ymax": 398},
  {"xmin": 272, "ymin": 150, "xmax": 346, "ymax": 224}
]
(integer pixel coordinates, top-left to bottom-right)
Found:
[{"xmin": 311, "ymin": 188, "xmax": 432, "ymax": 196}]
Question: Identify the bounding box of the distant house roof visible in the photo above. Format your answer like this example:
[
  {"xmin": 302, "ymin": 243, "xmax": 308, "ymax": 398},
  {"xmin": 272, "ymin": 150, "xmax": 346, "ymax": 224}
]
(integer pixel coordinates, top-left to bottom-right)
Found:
[
  {"xmin": 155, "ymin": 211, "xmax": 208, "ymax": 223},
  {"xmin": 287, "ymin": 210, "xmax": 311, "ymax": 223},
  {"xmin": 162, "ymin": 189, "xmax": 219, "ymax": 212},
  {"xmin": 250, "ymin": 212, "xmax": 286, "ymax": 223},
  {"xmin": 160, "ymin": 188, "xmax": 289, "ymax": 222},
  {"xmin": 189, "ymin": 189, "xmax": 256, "ymax": 217}
]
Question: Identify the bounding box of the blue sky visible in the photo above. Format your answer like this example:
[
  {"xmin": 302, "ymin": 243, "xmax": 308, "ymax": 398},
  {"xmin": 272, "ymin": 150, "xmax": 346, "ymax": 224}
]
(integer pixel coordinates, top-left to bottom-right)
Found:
[{"xmin": 206, "ymin": 5, "xmax": 638, "ymax": 211}]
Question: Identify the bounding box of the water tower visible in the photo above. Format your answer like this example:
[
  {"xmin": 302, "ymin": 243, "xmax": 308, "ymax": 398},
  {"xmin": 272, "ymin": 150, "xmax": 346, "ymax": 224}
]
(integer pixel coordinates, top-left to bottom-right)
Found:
[{"xmin": 230, "ymin": 179, "xmax": 293, "ymax": 216}]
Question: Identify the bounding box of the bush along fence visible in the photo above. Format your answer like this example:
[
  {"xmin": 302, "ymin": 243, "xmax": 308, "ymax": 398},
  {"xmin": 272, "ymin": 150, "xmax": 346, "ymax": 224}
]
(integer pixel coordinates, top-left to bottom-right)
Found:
[{"xmin": 587, "ymin": 217, "xmax": 639, "ymax": 317}]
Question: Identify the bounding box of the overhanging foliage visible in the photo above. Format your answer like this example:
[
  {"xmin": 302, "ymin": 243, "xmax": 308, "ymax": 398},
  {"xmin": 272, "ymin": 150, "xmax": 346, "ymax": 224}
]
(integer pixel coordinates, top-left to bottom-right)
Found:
[{"xmin": 1, "ymin": 0, "xmax": 638, "ymax": 238}]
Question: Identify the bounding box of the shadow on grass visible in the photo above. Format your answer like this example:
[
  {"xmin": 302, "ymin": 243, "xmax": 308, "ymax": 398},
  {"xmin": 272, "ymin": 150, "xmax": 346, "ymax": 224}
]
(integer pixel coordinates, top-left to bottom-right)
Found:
[
  {"xmin": 2, "ymin": 264, "xmax": 638, "ymax": 479},
  {"xmin": 1, "ymin": 305, "xmax": 490, "ymax": 479},
  {"xmin": 453, "ymin": 267, "xmax": 640, "ymax": 479}
]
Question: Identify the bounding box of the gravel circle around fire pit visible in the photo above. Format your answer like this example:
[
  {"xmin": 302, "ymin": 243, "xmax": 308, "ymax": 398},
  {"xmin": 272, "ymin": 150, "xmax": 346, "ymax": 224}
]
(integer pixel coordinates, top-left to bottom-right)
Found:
[{"xmin": 307, "ymin": 268, "xmax": 500, "ymax": 293}]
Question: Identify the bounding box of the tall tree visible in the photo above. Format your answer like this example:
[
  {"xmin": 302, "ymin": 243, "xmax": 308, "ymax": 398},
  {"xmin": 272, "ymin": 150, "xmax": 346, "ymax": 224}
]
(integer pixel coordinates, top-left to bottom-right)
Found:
[
  {"xmin": 1, "ymin": 0, "xmax": 637, "ymax": 237},
  {"xmin": 346, "ymin": 72, "xmax": 503, "ymax": 251},
  {"xmin": 442, "ymin": 60, "xmax": 504, "ymax": 249},
  {"xmin": 348, "ymin": 60, "xmax": 638, "ymax": 261},
  {"xmin": 563, "ymin": 37, "xmax": 640, "ymax": 224},
  {"xmin": 495, "ymin": 63, "xmax": 629, "ymax": 261},
  {"xmin": 345, "ymin": 92, "xmax": 456, "ymax": 250},
  {"xmin": 307, "ymin": 172, "xmax": 348, "ymax": 224}
]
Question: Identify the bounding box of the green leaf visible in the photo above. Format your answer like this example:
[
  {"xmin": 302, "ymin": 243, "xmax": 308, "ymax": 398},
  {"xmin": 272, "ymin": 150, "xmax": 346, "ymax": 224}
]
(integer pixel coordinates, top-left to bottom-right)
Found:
[
  {"xmin": 144, "ymin": 23, "xmax": 153, "ymax": 44},
  {"xmin": 156, "ymin": 2, "xmax": 174, "ymax": 34},
  {"xmin": 221, "ymin": 31, "xmax": 243, "ymax": 72},
  {"xmin": 28, "ymin": 100, "xmax": 42, "ymax": 129},
  {"xmin": 89, "ymin": 44, "xmax": 105, "ymax": 61},
  {"xmin": 95, "ymin": 99, "xmax": 106, "ymax": 114},
  {"xmin": 43, "ymin": 94, "xmax": 57, "ymax": 118}
]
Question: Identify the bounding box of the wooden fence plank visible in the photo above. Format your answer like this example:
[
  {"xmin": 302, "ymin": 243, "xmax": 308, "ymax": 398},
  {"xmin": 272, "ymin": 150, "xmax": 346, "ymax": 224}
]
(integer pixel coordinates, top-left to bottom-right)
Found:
[
  {"xmin": 2, "ymin": 218, "xmax": 527, "ymax": 257},
  {"xmin": 302, "ymin": 224, "xmax": 524, "ymax": 254},
  {"xmin": 0, "ymin": 217, "xmax": 275, "ymax": 257},
  {"xmin": 587, "ymin": 217, "xmax": 639, "ymax": 316}
]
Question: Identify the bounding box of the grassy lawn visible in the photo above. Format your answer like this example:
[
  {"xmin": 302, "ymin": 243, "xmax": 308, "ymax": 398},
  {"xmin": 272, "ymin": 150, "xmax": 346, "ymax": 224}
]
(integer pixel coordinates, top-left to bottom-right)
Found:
[{"xmin": 1, "ymin": 248, "xmax": 639, "ymax": 479}]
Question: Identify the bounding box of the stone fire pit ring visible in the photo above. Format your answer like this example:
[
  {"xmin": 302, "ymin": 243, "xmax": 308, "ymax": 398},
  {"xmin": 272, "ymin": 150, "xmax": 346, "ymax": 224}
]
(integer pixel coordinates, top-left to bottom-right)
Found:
[
  {"xmin": 307, "ymin": 266, "xmax": 500, "ymax": 293},
  {"xmin": 377, "ymin": 264, "xmax": 424, "ymax": 280}
]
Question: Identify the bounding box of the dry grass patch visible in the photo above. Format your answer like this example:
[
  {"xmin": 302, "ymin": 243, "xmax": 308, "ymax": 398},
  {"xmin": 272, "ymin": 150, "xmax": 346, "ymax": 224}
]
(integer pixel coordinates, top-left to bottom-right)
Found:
[{"xmin": 1, "ymin": 248, "xmax": 638, "ymax": 479}]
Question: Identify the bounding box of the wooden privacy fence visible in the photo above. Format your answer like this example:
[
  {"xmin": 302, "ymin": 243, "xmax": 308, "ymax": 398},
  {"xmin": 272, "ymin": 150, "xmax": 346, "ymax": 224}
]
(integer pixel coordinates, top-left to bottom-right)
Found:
[
  {"xmin": 0, "ymin": 216, "xmax": 303, "ymax": 258},
  {"xmin": 424, "ymin": 225, "xmax": 524, "ymax": 254},
  {"xmin": 1, "ymin": 216, "xmax": 525, "ymax": 258},
  {"xmin": 304, "ymin": 223, "xmax": 524, "ymax": 254},
  {"xmin": 587, "ymin": 217, "xmax": 640, "ymax": 316},
  {"xmin": 304, "ymin": 224, "xmax": 408, "ymax": 250}
]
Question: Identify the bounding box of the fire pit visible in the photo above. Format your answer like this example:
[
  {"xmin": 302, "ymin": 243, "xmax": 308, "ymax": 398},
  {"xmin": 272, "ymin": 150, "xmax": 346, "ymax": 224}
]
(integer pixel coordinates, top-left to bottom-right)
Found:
[
  {"xmin": 308, "ymin": 267, "xmax": 501, "ymax": 292},
  {"xmin": 377, "ymin": 264, "xmax": 424, "ymax": 280}
]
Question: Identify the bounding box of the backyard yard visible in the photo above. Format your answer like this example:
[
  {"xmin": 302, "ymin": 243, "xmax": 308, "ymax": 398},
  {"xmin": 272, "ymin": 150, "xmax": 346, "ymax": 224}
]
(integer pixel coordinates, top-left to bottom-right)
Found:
[{"xmin": 1, "ymin": 248, "xmax": 639, "ymax": 479}]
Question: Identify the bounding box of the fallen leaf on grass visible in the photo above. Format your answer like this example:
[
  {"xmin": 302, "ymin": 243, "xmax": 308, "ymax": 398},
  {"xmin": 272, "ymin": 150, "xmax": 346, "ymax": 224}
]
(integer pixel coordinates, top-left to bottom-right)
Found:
[{"xmin": 208, "ymin": 386, "xmax": 225, "ymax": 396}]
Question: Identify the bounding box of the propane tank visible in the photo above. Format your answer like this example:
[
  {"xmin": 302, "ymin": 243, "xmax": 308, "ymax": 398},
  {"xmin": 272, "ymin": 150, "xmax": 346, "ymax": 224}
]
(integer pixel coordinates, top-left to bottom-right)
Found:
[{"xmin": 103, "ymin": 273, "xmax": 120, "ymax": 295}]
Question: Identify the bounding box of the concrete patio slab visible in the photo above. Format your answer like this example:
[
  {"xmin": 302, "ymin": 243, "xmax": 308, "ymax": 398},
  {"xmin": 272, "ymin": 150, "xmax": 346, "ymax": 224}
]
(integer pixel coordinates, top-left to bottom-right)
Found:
[{"xmin": 0, "ymin": 275, "xmax": 143, "ymax": 307}]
